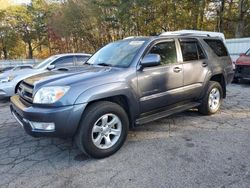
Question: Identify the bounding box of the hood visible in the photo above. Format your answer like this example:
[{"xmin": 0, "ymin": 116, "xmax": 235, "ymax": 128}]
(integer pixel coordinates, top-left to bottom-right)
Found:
[
  {"xmin": 236, "ymin": 55, "xmax": 250, "ymax": 66},
  {"xmin": 24, "ymin": 65, "xmax": 112, "ymax": 86}
]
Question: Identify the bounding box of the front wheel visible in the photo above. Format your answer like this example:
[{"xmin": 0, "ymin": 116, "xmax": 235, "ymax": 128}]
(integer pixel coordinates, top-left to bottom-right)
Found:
[
  {"xmin": 75, "ymin": 101, "xmax": 129, "ymax": 158},
  {"xmin": 198, "ymin": 81, "xmax": 223, "ymax": 115}
]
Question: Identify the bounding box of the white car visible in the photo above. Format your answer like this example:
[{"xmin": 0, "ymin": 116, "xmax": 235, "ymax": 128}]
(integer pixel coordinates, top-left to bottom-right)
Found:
[
  {"xmin": 0, "ymin": 53, "xmax": 91, "ymax": 99},
  {"xmin": 0, "ymin": 65, "xmax": 33, "ymax": 73}
]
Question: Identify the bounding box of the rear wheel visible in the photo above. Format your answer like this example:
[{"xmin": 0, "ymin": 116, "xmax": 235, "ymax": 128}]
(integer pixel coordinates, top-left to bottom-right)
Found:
[
  {"xmin": 75, "ymin": 101, "xmax": 129, "ymax": 158},
  {"xmin": 198, "ymin": 81, "xmax": 223, "ymax": 115}
]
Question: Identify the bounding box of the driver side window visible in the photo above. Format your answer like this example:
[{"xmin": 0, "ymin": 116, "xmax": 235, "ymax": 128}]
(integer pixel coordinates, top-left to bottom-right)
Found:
[
  {"xmin": 149, "ymin": 41, "xmax": 177, "ymax": 65},
  {"xmin": 52, "ymin": 56, "xmax": 74, "ymax": 68}
]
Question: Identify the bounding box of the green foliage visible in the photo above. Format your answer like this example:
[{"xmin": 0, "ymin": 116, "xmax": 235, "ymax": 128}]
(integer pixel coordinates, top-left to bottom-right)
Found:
[{"xmin": 0, "ymin": 0, "xmax": 249, "ymax": 59}]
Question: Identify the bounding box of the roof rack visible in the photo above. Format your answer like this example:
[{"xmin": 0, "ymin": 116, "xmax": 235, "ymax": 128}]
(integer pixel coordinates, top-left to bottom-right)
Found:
[
  {"xmin": 173, "ymin": 33, "xmax": 211, "ymax": 37},
  {"xmin": 160, "ymin": 30, "xmax": 226, "ymax": 41}
]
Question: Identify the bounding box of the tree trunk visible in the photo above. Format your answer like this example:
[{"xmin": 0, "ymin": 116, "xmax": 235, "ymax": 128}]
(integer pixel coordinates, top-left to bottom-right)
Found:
[
  {"xmin": 218, "ymin": 0, "xmax": 225, "ymax": 32},
  {"xmin": 3, "ymin": 46, "xmax": 7, "ymax": 60},
  {"xmin": 28, "ymin": 41, "xmax": 33, "ymax": 59},
  {"xmin": 235, "ymin": 0, "xmax": 245, "ymax": 38},
  {"xmin": 198, "ymin": 0, "xmax": 206, "ymax": 30}
]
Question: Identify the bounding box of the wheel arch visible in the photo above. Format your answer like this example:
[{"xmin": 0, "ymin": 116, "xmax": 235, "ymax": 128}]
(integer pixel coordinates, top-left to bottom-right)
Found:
[
  {"xmin": 75, "ymin": 83, "xmax": 140, "ymax": 128},
  {"xmin": 210, "ymin": 74, "xmax": 226, "ymax": 98}
]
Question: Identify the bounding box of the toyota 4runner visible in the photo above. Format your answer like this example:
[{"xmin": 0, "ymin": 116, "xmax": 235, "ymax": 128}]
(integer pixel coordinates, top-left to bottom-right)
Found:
[{"xmin": 10, "ymin": 35, "xmax": 234, "ymax": 158}]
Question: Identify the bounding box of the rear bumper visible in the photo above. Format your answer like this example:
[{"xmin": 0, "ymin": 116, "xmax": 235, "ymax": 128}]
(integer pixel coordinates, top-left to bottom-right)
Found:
[
  {"xmin": 234, "ymin": 65, "xmax": 250, "ymax": 79},
  {"xmin": 10, "ymin": 95, "xmax": 87, "ymax": 138}
]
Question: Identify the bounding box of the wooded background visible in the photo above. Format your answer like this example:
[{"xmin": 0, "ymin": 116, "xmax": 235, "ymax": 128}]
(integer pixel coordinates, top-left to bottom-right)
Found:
[{"xmin": 0, "ymin": 0, "xmax": 249, "ymax": 59}]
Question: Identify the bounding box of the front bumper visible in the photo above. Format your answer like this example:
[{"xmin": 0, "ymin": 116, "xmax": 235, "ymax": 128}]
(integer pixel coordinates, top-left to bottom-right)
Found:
[
  {"xmin": 10, "ymin": 95, "xmax": 87, "ymax": 138},
  {"xmin": 0, "ymin": 82, "xmax": 15, "ymax": 99}
]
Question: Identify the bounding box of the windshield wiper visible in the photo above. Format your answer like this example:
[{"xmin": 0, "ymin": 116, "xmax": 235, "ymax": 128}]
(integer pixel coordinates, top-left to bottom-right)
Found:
[
  {"xmin": 84, "ymin": 61, "xmax": 92, "ymax": 65},
  {"xmin": 96, "ymin": 63, "xmax": 113, "ymax": 67}
]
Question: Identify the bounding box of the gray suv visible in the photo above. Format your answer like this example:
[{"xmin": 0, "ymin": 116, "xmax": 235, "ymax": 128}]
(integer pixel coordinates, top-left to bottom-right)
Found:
[{"xmin": 10, "ymin": 35, "xmax": 234, "ymax": 158}]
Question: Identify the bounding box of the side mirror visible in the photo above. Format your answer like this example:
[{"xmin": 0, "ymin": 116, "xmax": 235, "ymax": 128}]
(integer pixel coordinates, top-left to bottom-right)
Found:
[
  {"xmin": 47, "ymin": 64, "xmax": 55, "ymax": 70},
  {"xmin": 141, "ymin": 54, "xmax": 161, "ymax": 68},
  {"xmin": 240, "ymin": 53, "xmax": 245, "ymax": 56}
]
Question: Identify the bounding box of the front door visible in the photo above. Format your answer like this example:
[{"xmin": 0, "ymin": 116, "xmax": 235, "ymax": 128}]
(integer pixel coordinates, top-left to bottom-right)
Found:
[{"xmin": 137, "ymin": 39, "xmax": 184, "ymax": 113}]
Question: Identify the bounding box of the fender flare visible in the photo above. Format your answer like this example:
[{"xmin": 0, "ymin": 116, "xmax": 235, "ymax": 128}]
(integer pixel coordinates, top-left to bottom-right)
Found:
[{"xmin": 74, "ymin": 82, "xmax": 140, "ymax": 122}]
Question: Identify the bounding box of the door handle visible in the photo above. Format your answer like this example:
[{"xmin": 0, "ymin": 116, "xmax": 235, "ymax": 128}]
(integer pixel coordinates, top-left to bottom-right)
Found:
[
  {"xmin": 173, "ymin": 67, "xmax": 182, "ymax": 73},
  {"xmin": 202, "ymin": 62, "xmax": 208, "ymax": 67}
]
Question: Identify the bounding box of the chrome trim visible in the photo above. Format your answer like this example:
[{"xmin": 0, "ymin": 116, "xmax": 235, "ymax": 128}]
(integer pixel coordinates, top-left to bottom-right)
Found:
[
  {"xmin": 140, "ymin": 83, "xmax": 202, "ymax": 102},
  {"xmin": 19, "ymin": 84, "xmax": 33, "ymax": 94},
  {"xmin": 11, "ymin": 111, "xmax": 24, "ymax": 128}
]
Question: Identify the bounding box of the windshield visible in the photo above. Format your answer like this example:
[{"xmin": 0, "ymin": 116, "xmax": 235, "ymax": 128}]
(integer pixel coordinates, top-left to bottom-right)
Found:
[
  {"xmin": 87, "ymin": 40, "xmax": 145, "ymax": 68},
  {"xmin": 33, "ymin": 55, "xmax": 58, "ymax": 69}
]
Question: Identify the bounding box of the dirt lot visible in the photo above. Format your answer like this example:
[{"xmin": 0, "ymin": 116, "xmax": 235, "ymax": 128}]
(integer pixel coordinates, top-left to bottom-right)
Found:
[{"xmin": 0, "ymin": 83, "xmax": 250, "ymax": 188}]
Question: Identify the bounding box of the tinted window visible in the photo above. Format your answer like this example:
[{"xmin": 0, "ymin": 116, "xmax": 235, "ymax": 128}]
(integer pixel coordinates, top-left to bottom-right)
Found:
[
  {"xmin": 149, "ymin": 41, "xmax": 177, "ymax": 65},
  {"xmin": 20, "ymin": 66, "xmax": 32, "ymax": 69},
  {"xmin": 180, "ymin": 40, "xmax": 206, "ymax": 61},
  {"xmin": 204, "ymin": 39, "xmax": 228, "ymax": 57},
  {"xmin": 52, "ymin": 56, "xmax": 74, "ymax": 67}
]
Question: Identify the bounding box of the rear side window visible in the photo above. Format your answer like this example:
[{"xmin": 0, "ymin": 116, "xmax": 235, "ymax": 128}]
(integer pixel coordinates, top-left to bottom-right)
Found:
[
  {"xmin": 180, "ymin": 40, "xmax": 206, "ymax": 61},
  {"xmin": 204, "ymin": 39, "xmax": 228, "ymax": 57}
]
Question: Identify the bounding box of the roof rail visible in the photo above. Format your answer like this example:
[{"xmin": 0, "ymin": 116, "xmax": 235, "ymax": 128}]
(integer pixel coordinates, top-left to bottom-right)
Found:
[
  {"xmin": 175, "ymin": 33, "xmax": 211, "ymax": 37},
  {"xmin": 160, "ymin": 30, "xmax": 226, "ymax": 42},
  {"xmin": 160, "ymin": 32, "xmax": 211, "ymax": 37},
  {"xmin": 123, "ymin": 36, "xmax": 145, "ymax": 40}
]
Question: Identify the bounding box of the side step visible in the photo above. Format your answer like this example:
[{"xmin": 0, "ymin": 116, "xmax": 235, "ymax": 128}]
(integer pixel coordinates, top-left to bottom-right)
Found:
[{"xmin": 136, "ymin": 102, "xmax": 200, "ymax": 125}]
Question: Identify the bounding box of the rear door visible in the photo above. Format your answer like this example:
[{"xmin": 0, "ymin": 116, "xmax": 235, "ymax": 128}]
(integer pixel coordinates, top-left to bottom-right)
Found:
[
  {"xmin": 179, "ymin": 38, "xmax": 209, "ymax": 100},
  {"xmin": 137, "ymin": 39, "xmax": 184, "ymax": 113}
]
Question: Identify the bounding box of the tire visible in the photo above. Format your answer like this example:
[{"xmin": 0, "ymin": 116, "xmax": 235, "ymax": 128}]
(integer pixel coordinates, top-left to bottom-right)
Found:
[
  {"xmin": 198, "ymin": 81, "xmax": 223, "ymax": 115},
  {"xmin": 75, "ymin": 101, "xmax": 129, "ymax": 158},
  {"xmin": 233, "ymin": 77, "xmax": 240, "ymax": 84}
]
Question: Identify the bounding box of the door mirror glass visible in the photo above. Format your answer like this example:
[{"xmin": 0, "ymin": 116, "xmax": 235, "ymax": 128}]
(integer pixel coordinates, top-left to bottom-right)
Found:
[
  {"xmin": 141, "ymin": 54, "xmax": 161, "ymax": 67},
  {"xmin": 47, "ymin": 64, "xmax": 55, "ymax": 70}
]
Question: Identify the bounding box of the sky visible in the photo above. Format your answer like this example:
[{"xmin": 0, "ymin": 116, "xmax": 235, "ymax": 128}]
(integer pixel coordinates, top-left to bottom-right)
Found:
[{"xmin": 10, "ymin": 0, "xmax": 31, "ymax": 4}]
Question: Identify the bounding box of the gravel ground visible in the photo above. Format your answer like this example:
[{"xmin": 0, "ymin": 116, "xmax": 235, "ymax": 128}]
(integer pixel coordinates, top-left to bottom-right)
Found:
[{"xmin": 0, "ymin": 83, "xmax": 250, "ymax": 188}]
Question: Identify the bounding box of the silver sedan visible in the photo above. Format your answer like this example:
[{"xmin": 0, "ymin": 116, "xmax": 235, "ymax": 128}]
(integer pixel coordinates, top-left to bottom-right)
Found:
[{"xmin": 0, "ymin": 53, "xmax": 91, "ymax": 99}]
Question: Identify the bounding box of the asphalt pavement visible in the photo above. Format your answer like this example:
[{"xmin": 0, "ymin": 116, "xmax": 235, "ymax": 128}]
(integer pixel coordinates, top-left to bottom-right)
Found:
[{"xmin": 0, "ymin": 83, "xmax": 250, "ymax": 188}]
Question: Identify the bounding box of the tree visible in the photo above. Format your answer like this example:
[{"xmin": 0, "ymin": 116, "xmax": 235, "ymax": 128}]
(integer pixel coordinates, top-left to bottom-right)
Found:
[{"xmin": 235, "ymin": 0, "xmax": 250, "ymax": 38}]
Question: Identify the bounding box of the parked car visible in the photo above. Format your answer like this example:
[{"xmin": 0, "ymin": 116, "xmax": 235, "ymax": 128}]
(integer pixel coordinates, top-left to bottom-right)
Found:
[
  {"xmin": 0, "ymin": 66, "xmax": 15, "ymax": 73},
  {"xmin": 0, "ymin": 65, "xmax": 33, "ymax": 75},
  {"xmin": 233, "ymin": 48, "xmax": 250, "ymax": 83},
  {"xmin": 0, "ymin": 65, "xmax": 32, "ymax": 74},
  {"xmin": 10, "ymin": 35, "xmax": 234, "ymax": 158},
  {"xmin": 0, "ymin": 53, "xmax": 91, "ymax": 99}
]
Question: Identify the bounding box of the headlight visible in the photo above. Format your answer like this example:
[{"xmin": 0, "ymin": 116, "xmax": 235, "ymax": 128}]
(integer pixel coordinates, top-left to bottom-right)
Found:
[
  {"xmin": 33, "ymin": 86, "xmax": 70, "ymax": 104},
  {"xmin": 0, "ymin": 75, "xmax": 15, "ymax": 83}
]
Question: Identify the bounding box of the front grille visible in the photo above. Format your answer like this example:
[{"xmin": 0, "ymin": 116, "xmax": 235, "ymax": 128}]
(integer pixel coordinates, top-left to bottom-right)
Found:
[{"xmin": 18, "ymin": 81, "xmax": 34, "ymax": 105}]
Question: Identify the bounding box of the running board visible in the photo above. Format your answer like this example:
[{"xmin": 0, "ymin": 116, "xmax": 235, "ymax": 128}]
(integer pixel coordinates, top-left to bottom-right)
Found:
[{"xmin": 136, "ymin": 102, "xmax": 200, "ymax": 125}]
